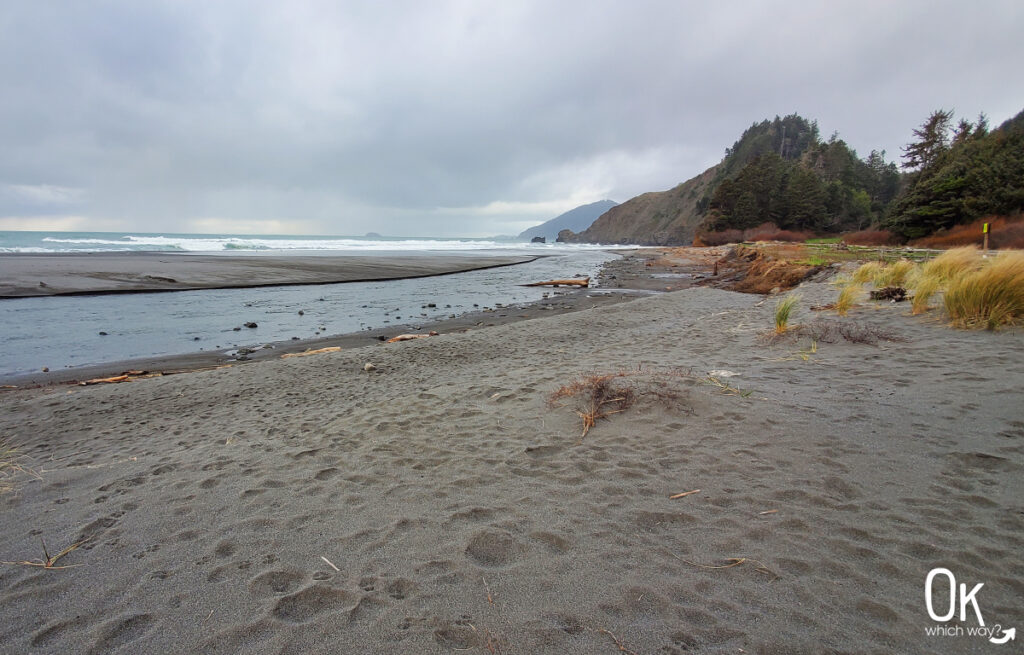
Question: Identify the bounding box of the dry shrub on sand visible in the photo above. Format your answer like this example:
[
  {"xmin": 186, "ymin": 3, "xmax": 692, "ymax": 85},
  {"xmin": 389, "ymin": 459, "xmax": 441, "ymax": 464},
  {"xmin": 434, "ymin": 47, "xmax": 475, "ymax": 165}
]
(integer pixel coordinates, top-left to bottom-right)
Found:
[
  {"xmin": 549, "ymin": 369, "xmax": 693, "ymax": 439},
  {"xmin": 943, "ymin": 251, "xmax": 1024, "ymax": 329},
  {"xmin": 0, "ymin": 440, "xmax": 28, "ymax": 494},
  {"xmin": 766, "ymin": 319, "xmax": 903, "ymax": 345},
  {"xmin": 549, "ymin": 373, "xmax": 636, "ymax": 439}
]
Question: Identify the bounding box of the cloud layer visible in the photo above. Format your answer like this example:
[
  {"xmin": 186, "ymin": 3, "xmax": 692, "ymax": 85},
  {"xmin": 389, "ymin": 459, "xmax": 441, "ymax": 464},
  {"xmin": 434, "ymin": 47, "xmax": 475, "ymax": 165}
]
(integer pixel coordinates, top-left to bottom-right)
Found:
[{"xmin": 2, "ymin": 1, "xmax": 1022, "ymax": 236}]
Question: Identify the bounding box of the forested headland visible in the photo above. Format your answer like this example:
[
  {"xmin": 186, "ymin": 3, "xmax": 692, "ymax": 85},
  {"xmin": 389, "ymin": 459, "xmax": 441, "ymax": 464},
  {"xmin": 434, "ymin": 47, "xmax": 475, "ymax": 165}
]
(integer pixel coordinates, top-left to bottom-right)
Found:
[{"xmin": 562, "ymin": 109, "xmax": 1024, "ymax": 247}]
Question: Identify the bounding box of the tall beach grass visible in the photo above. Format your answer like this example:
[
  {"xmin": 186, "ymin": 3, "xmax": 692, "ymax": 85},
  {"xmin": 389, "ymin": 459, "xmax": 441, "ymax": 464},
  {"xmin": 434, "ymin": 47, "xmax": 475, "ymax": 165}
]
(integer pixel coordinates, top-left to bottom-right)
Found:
[
  {"xmin": 836, "ymin": 283, "xmax": 863, "ymax": 316},
  {"xmin": 919, "ymin": 246, "xmax": 984, "ymax": 284},
  {"xmin": 943, "ymin": 251, "xmax": 1024, "ymax": 329},
  {"xmin": 774, "ymin": 294, "xmax": 800, "ymax": 334}
]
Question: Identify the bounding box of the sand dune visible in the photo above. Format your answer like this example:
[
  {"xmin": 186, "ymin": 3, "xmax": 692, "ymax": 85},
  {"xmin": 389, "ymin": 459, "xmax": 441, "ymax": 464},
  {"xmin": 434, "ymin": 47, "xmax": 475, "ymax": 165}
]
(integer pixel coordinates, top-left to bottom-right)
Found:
[{"xmin": 1, "ymin": 281, "xmax": 1022, "ymax": 654}]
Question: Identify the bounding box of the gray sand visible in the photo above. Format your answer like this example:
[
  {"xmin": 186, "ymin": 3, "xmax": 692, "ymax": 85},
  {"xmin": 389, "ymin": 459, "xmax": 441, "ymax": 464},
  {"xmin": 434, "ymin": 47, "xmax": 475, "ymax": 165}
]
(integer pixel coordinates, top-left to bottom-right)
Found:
[
  {"xmin": 0, "ymin": 252, "xmax": 539, "ymax": 297},
  {"xmin": 0, "ymin": 280, "xmax": 1021, "ymax": 654}
]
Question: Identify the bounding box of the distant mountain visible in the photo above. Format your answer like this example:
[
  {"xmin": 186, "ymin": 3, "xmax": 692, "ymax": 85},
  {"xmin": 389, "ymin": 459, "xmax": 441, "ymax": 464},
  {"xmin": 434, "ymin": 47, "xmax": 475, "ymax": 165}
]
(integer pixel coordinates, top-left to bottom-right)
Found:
[
  {"xmin": 517, "ymin": 200, "xmax": 618, "ymax": 242},
  {"xmin": 559, "ymin": 166, "xmax": 718, "ymax": 245}
]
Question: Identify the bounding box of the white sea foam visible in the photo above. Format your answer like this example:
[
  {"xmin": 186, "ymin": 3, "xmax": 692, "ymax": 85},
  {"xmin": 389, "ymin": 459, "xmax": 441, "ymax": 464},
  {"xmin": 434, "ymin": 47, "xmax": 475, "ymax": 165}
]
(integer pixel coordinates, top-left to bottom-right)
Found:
[{"xmin": 35, "ymin": 234, "xmax": 626, "ymax": 253}]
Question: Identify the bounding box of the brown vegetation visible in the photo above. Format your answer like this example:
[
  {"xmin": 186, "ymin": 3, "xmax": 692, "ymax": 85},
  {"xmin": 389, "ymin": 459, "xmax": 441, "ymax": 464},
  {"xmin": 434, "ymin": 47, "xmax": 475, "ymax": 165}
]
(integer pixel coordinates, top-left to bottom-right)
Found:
[
  {"xmin": 766, "ymin": 319, "xmax": 903, "ymax": 345},
  {"xmin": 719, "ymin": 246, "xmax": 824, "ymax": 294},
  {"xmin": 912, "ymin": 215, "xmax": 1024, "ymax": 249},
  {"xmin": 695, "ymin": 223, "xmax": 812, "ymax": 246},
  {"xmin": 842, "ymin": 229, "xmax": 900, "ymax": 246},
  {"xmin": 693, "ymin": 229, "xmax": 744, "ymax": 246},
  {"xmin": 743, "ymin": 222, "xmax": 813, "ymax": 243},
  {"xmin": 548, "ymin": 369, "xmax": 693, "ymax": 440}
]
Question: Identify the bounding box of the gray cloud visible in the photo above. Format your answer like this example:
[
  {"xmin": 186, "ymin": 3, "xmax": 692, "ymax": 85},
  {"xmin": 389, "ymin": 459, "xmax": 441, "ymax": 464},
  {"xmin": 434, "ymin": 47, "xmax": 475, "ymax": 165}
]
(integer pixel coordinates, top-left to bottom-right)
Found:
[{"xmin": 1, "ymin": 0, "xmax": 1022, "ymax": 236}]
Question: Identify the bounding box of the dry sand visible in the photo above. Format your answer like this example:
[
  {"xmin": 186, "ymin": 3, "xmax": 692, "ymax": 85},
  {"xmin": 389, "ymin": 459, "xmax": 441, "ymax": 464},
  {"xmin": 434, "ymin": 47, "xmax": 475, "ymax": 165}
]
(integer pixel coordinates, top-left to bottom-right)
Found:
[
  {"xmin": 1, "ymin": 279, "xmax": 1022, "ymax": 654},
  {"xmin": 0, "ymin": 252, "xmax": 539, "ymax": 297}
]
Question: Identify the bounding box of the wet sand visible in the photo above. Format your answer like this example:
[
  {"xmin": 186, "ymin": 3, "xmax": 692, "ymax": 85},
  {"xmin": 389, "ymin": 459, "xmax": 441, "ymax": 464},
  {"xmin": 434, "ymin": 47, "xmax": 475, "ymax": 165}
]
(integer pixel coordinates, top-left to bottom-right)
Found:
[
  {"xmin": 0, "ymin": 252, "xmax": 540, "ymax": 297},
  {"xmin": 1, "ymin": 265, "xmax": 1021, "ymax": 654}
]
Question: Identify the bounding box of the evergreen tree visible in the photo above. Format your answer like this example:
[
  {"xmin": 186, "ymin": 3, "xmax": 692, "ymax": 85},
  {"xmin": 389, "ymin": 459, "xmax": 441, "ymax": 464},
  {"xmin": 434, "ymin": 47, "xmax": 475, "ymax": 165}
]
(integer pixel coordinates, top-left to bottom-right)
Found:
[
  {"xmin": 885, "ymin": 107, "xmax": 1024, "ymax": 238},
  {"xmin": 784, "ymin": 167, "xmax": 828, "ymax": 230},
  {"xmin": 900, "ymin": 109, "xmax": 953, "ymax": 170}
]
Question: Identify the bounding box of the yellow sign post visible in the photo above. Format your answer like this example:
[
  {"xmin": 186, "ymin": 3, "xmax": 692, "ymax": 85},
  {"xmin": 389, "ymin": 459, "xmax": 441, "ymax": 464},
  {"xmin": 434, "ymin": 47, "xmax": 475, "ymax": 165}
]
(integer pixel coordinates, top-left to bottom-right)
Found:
[{"xmin": 983, "ymin": 222, "xmax": 989, "ymax": 253}]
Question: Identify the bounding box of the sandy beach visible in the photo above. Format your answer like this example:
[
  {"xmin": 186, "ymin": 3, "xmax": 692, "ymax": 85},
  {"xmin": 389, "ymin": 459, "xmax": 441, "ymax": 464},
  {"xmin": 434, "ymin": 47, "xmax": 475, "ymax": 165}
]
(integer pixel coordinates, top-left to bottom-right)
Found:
[
  {"xmin": 1, "ymin": 265, "xmax": 1022, "ymax": 653},
  {"xmin": 0, "ymin": 252, "xmax": 540, "ymax": 297}
]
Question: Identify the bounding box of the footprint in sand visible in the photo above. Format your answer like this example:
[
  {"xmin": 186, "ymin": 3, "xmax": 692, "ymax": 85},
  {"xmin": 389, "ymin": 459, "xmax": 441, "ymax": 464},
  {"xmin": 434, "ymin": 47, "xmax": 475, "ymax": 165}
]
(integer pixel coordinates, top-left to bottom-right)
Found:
[
  {"xmin": 270, "ymin": 585, "xmax": 355, "ymax": 623},
  {"xmin": 249, "ymin": 568, "xmax": 306, "ymax": 596},
  {"xmin": 464, "ymin": 528, "xmax": 526, "ymax": 567}
]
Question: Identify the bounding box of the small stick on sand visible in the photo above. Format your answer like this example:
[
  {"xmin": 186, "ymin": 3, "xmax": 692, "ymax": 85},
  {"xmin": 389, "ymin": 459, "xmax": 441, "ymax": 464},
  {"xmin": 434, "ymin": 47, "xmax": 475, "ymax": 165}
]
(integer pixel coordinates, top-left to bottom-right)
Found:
[
  {"xmin": 1, "ymin": 537, "xmax": 89, "ymax": 570},
  {"xmin": 320, "ymin": 556, "xmax": 340, "ymax": 572},
  {"xmin": 680, "ymin": 556, "xmax": 778, "ymax": 579},
  {"xmin": 598, "ymin": 628, "xmax": 640, "ymax": 655},
  {"xmin": 482, "ymin": 576, "xmax": 493, "ymax": 604},
  {"xmin": 759, "ymin": 509, "xmax": 778, "ymax": 515},
  {"xmin": 669, "ymin": 489, "xmax": 701, "ymax": 499}
]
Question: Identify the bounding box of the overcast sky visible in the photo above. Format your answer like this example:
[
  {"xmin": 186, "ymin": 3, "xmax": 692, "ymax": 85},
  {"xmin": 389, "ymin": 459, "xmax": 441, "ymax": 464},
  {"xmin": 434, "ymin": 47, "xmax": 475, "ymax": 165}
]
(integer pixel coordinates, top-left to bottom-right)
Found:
[{"xmin": 1, "ymin": 1, "xmax": 1022, "ymax": 237}]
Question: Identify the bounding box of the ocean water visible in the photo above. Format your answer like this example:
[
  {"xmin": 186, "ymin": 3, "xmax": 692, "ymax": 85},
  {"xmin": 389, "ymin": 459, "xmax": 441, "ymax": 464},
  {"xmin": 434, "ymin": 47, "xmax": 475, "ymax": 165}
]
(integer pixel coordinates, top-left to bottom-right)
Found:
[
  {"xmin": 0, "ymin": 230, "xmax": 609, "ymax": 254},
  {"xmin": 0, "ymin": 231, "xmax": 630, "ymax": 377}
]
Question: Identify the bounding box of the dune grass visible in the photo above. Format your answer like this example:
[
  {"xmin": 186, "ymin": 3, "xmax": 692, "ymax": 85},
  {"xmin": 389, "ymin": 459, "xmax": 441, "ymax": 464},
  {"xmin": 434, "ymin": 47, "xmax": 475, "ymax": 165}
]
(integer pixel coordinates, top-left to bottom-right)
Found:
[
  {"xmin": 876, "ymin": 260, "xmax": 916, "ymax": 287},
  {"xmin": 852, "ymin": 261, "xmax": 885, "ymax": 285},
  {"xmin": 919, "ymin": 246, "xmax": 984, "ymax": 284},
  {"xmin": 836, "ymin": 283, "xmax": 863, "ymax": 316},
  {"xmin": 774, "ymin": 294, "xmax": 800, "ymax": 334},
  {"xmin": 943, "ymin": 251, "xmax": 1024, "ymax": 329},
  {"xmin": 911, "ymin": 275, "xmax": 941, "ymax": 315}
]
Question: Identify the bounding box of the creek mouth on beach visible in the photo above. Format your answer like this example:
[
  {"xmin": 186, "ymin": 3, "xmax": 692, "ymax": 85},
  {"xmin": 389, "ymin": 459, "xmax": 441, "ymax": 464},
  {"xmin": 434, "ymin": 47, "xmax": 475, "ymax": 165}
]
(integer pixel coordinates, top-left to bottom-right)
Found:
[{"xmin": 1, "ymin": 249, "xmax": 634, "ymax": 383}]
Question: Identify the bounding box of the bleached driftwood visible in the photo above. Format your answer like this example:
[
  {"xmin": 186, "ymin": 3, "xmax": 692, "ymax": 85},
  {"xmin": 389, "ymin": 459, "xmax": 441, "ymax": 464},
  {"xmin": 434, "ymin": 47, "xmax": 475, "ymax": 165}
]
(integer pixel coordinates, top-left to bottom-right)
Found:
[
  {"xmin": 280, "ymin": 347, "xmax": 342, "ymax": 358},
  {"xmin": 386, "ymin": 331, "xmax": 439, "ymax": 343},
  {"xmin": 523, "ymin": 277, "xmax": 589, "ymax": 288}
]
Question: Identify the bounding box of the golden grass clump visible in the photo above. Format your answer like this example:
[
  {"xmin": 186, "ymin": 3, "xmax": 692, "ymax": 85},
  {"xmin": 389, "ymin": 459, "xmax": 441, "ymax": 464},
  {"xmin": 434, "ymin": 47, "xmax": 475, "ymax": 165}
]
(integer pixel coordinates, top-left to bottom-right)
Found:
[
  {"xmin": 876, "ymin": 260, "xmax": 916, "ymax": 287},
  {"xmin": 943, "ymin": 251, "xmax": 1024, "ymax": 329},
  {"xmin": 919, "ymin": 246, "xmax": 983, "ymax": 284},
  {"xmin": 836, "ymin": 283, "xmax": 863, "ymax": 316},
  {"xmin": 852, "ymin": 261, "xmax": 884, "ymax": 285},
  {"xmin": 774, "ymin": 293, "xmax": 800, "ymax": 334},
  {"xmin": 911, "ymin": 275, "xmax": 941, "ymax": 315}
]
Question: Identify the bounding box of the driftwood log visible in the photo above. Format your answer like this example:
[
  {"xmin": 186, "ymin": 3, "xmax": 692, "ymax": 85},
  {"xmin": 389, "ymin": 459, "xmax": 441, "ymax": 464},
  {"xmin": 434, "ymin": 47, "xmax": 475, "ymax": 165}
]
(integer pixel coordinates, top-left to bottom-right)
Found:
[
  {"xmin": 280, "ymin": 346, "xmax": 342, "ymax": 358},
  {"xmin": 386, "ymin": 331, "xmax": 439, "ymax": 343},
  {"xmin": 523, "ymin": 277, "xmax": 589, "ymax": 288}
]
